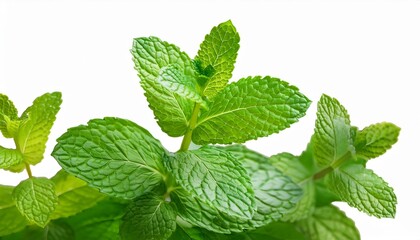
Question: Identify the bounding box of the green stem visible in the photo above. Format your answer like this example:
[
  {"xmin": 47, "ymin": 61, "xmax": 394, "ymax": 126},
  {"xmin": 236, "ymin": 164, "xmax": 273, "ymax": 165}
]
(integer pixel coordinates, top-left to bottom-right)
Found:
[
  {"xmin": 25, "ymin": 163, "xmax": 33, "ymax": 178},
  {"xmin": 179, "ymin": 103, "xmax": 201, "ymax": 151},
  {"xmin": 312, "ymin": 151, "xmax": 353, "ymax": 180}
]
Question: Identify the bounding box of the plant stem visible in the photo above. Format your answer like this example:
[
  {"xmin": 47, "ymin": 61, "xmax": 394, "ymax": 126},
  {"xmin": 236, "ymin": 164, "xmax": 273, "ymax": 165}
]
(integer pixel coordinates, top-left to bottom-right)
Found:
[
  {"xmin": 25, "ymin": 163, "xmax": 33, "ymax": 178},
  {"xmin": 179, "ymin": 103, "xmax": 201, "ymax": 151},
  {"xmin": 312, "ymin": 151, "xmax": 353, "ymax": 180}
]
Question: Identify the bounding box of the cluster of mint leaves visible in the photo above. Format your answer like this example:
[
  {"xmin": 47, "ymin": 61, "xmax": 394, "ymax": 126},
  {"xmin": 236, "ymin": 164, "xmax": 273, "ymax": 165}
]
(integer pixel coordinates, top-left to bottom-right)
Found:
[
  {"xmin": 0, "ymin": 93, "xmax": 107, "ymax": 239},
  {"xmin": 0, "ymin": 20, "xmax": 400, "ymax": 240}
]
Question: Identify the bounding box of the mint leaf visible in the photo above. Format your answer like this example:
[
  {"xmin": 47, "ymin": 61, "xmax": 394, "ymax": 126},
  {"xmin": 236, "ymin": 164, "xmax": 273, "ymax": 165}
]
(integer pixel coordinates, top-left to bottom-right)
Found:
[
  {"xmin": 4, "ymin": 222, "xmax": 75, "ymax": 240},
  {"xmin": 355, "ymin": 122, "xmax": 400, "ymax": 160},
  {"xmin": 0, "ymin": 146, "xmax": 23, "ymax": 169},
  {"xmin": 168, "ymin": 225, "xmax": 203, "ymax": 240},
  {"xmin": 166, "ymin": 146, "xmax": 255, "ymax": 219},
  {"xmin": 313, "ymin": 94, "xmax": 353, "ymax": 167},
  {"xmin": 120, "ymin": 194, "xmax": 177, "ymax": 240},
  {"xmin": 50, "ymin": 170, "xmax": 105, "ymax": 219},
  {"xmin": 232, "ymin": 221, "xmax": 306, "ymax": 240},
  {"xmin": 297, "ymin": 205, "xmax": 360, "ymax": 240},
  {"xmin": 193, "ymin": 76, "xmax": 310, "ymax": 144},
  {"xmin": 0, "ymin": 185, "xmax": 28, "ymax": 236},
  {"xmin": 131, "ymin": 37, "xmax": 196, "ymax": 137},
  {"xmin": 195, "ymin": 20, "xmax": 240, "ymax": 98},
  {"xmin": 0, "ymin": 94, "xmax": 18, "ymax": 138},
  {"xmin": 171, "ymin": 189, "xmax": 250, "ymax": 234},
  {"xmin": 269, "ymin": 152, "xmax": 316, "ymax": 222},
  {"xmin": 52, "ymin": 117, "xmax": 166, "ymax": 199},
  {"xmin": 2, "ymin": 162, "xmax": 25, "ymax": 173},
  {"xmin": 224, "ymin": 145, "xmax": 302, "ymax": 226},
  {"xmin": 325, "ymin": 163, "xmax": 397, "ymax": 218},
  {"xmin": 157, "ymin": 65, "xmax": 206, "ymax": 107},
  {"xmin": 12, "ymin": 177, "xmax": 58, "ymax": 227},
  {"xmin": 65, "ymin": 199, "xmax": 126, "ymax": 240},
  {"xmin": 15, "ymin": 92, "xmax": 62, "ymax": 165}
]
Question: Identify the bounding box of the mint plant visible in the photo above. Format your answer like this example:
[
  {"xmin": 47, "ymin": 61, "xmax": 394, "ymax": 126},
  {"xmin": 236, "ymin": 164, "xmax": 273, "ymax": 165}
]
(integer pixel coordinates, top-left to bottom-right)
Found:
[
  {"xmin": 0, "ymin": 93, "xmax": 106, "ymax": 239},
  {"xmin": 1, "ymin": 20, "xmax": 399, "ymax": 239}
]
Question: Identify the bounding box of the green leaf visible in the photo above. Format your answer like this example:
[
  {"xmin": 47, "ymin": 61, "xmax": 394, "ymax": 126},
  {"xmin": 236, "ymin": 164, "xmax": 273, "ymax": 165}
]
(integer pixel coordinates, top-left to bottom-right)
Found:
[
  {"xmin": 0, "ymin": 146, "xmax": 24, "ymax": 169},
  {"xmin": 15, "ymin": 92, "xmax": 62, "ymax": 165},
  {"xmin": 12, "ymin": 177, "xmax": 58, "ymax": 227},
  {"xmin": 269, "ymin": 153, "xmax": 316, "ymax": 222},
  {"xmin": 0, "ymin": 115, "xmax": 20, "ymax": 139},
  {"xmin": 0, "ymin": 185, "xmax": 28, "ymax": 236},
  {"xmin": 65, "ymin": 199, "xmax": 126, "ymax": 240},
  {"xmin": 313, "ymin": 94, "xmax": 353, "ymax": 167},
  {"xmin": 193, "ymin": 76, "xmax": 310, "ymax": 144},
  {"xmin": 2, "ymin": 162, "xmax": 25, "ymax": 173},
  {"xmin": 131, "ymin": 37, "xmax": 196, "ymax": 137},
  {"xmin": 355, "ymin": 122, "xmax": 400, "ymax": 160},
  {"xmin": 120, "ymin": 194, "xmax": 177, "ymax": 240},
  {"xmin": 224, "ymin": 145, "xmax": 302, "ymax": 226},
  {"xmin": 165, "ymin": 146, "xmax": 255, "ymax": 219},
  {"xmin": 325, "ymin": 163, "xmax": 397, "ymax": 218},
  {"xmin": 157, "ymin": 65, "xmax": 207, "ymax": 107},
  {"xmin": 297, "ymin": 205, "xmax": 360, "ymax": 240},
  {"xmin": 0, "ymin": 94, "xmax": 18, "ymax": 138},
  {"xmin": 195, "ymin": 20, "xmax": 240, "ymax": 98},
  {"xmin": 52, "ymin": 117, "xmax": 166, "ymax": 199},
  {"xmin": 50, "ymin": 170, "xmax": 105, "ymax": 219},
  {"xmin": 171, "ymin": 189, "xmax": 250, "ymax": 234},
  {"xmin": 234, "ymin": 221, "xmax": 306, "ymax": 240},
  {"xmin": 2, "ymin": 222, "xmax": 75, "ymax": 240},
  {"xmin": 168, "ymin": 225, "xmax": 203, "ymax": 240}
]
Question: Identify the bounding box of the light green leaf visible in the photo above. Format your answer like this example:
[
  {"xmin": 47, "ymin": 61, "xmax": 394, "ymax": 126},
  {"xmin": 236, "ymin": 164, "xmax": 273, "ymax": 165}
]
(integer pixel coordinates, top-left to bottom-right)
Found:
[
  {"xmin": 269, "ymin": 153, "xmax": 315, "ymax": 222},
  {"xmin": 12, "ymin": 177, "xmax": 58, "ymax": 227},
  {"xmin": 15, "ymin": 92, "xmax": 62, "ymax": 165},
  {"xmin": 232, "ymin": 221, "xmax": 306, "ymax": 240},
  {"xmin": 0, "ymin": 115, "xmax": 20, "ymax": 139},
  {"xmin": 355, "ymin": 122, "xmax": 400, "ymax": 160},
  {"xmin": 0, "ymin": 146, "xmax": 24, "ymax": 169},
  {"xmin": 325, "ymin": 163, "xmax": 397, "ymax": 218},
  {"xmin": 66, "ymin": 199, "xmax": 126, "ymax": 240},
  {"xmin": 195, "ymin": 20, "xmax": 240, "ymax": 98},
  {"xmin": 0, "ymin": 94, "xmax": 18, "ymax": 138},
  {"xmin": 224, "ymin": 145, "xmax": 302, "ymax": 226},
  {"xmin": 157, "ymin": 65, "xmax": 206, "ymax": 107},
  {"xmin": 52, "ymin": 117, "xmax": 166, "ymax": 199},
  {"xmin": 297, "ymin": 205, "xmax": 360, "ymax": 240},
  {"xmin": 120, "ymin": 194, "xmax": 177, "ymax": 240},
  {"xmin": 313, "ymin": 94, "xmax": 353, "ymax": 167},
  {"xmin": 131, "ymin": 37, "xmax": 196, "ymax": 137},
  {"xmin": 166, "ymin": 146, "xmax": 255, "ymax": 219},
  {"xmin": 193, "ymin": 76, "xmax": 310, "ymax": 144},
  {"xmin": 0, "ymin": 185, "xmax": 28, "ymax": 236},
  {"xmin": 50, "ymin": 170, "xmax": 105, "ymax": 219},
  {"xmin": 171, "ymin": 189, "xmax": 251, "ymax": 234},
  {"xmin": 3, "ymin": 162, "xmax": 25, "ymax": 173}
]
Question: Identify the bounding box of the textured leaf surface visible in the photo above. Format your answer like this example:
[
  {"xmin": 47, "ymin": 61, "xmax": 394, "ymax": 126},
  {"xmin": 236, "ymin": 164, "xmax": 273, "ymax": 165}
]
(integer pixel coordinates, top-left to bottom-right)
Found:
[
  {"xmin": 157, "ymin": 65, "xmax": 206, "ymax": 106},
  {"xmin": 224, "ymin": 145, "xmax": 302, "ymax": 226},
  {"xmin": 325, "ymin": 163, "xmax": 397, "ymax": 218},
  {"xmin": 66, "ymin": 199, "xmax": 126, "ymax": 240},
  {"xmin": 0, "ymin": 146, "xmax": 23, "ymax": 169},
  {"xmin": 166, "ymin": 146, "xmax": 255, "ymax": 219},
  {"xmin": 196, "ymin": 20, "xmax": 240, "ymax": 98},
  {"xmin": 355, "ymin": 122, "xmax": 400, "ymax": 160},
  {"xmin": 193, "ymin": 76, "xmax": 310, "ymax": 144},
  {"xmin": 0, "ymin": 94, "xmax": 18, "ymax": 138},
  {"xmin": 120, "ymin": 194, "xmax": 177, "ymax": 240},
  {"xmin": 132, "ymin": 37, "xmax": 196, "ymax": 136},
  {"xmin": 297, "ymin": 205, "xmax": 360, "ymax": 240},
  {"xmin": 270, "ymin": 152, "xmax": 315, "ymax": 222},
  {"xmin": 0, "ymin": 185, "xmax": 28, "ymax": 236},
  {"xmin": 171, "ymin": 189, "xmax": 251, "ymax": 234},
  {"xmin": 50, "ymin": 170, "xmax": 105, "ymax": 219},
  {"xmin": 313, "ymin": 94, "xmax": 353, "ymax": 167},
  {"xmin": 232, "ymin": 221, "xmax": 306, "ymax": 240},
  {"xmin": 52, "ymin": 117, "xmax": 166, "ymax": 199},
  {"xmin": 12, "ymin": 177, "xmax": 58, "ymax": 227},
  {"xmin": 168, "ymin": 225, "xmax": 203, "ymax": 240},
  {"xmin": 15, "ymin": 92, "xmax": 62, "ymax": 165}
]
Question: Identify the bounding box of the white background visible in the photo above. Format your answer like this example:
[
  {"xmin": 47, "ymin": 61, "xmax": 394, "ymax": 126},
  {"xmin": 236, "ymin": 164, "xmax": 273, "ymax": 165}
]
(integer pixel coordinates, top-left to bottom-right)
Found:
[{"xmin": 1, "ymin": 0, "xmax": 419, "ymax": 239}]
